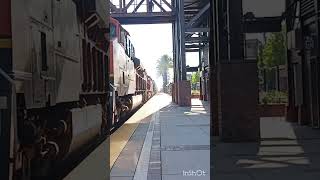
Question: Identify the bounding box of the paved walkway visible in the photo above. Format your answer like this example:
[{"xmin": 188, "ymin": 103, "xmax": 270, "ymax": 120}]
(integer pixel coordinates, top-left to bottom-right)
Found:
[
  {"xmin": 63, "ymin": 92, "xmax": 320, "ymax": 180},
  {"xmin": 214, "ymin": 117, "xmax": 320, "ymax": 180},
  {"xmin": 110, "ymin": 93, "xmax": 210, "ymax": 180}
]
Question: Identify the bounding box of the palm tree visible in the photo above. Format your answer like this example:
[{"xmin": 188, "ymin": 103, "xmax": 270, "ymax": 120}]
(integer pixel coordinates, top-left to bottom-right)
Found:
[{"xmin": 156, "ymin": 55, "xmax": 173, "ymax": 93}]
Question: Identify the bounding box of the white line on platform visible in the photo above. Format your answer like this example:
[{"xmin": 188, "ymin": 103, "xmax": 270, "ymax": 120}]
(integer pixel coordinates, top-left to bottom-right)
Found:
[{"xmin": 133, "ymin": 111, "xmax": 157, "ymax": 180}]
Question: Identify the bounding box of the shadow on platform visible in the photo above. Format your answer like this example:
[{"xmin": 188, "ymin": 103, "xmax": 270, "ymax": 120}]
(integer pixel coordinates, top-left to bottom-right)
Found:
[{"xmin": 214, "ymin": 117, "xmax": 320, "ymax": 180}]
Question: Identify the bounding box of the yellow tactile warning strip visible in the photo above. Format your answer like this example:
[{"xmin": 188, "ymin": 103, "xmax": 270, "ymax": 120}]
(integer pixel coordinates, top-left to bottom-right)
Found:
[
  {"xmin": 64, "ymin": 140, "xmax": 109, "ymax": 180},
  {"xmin": 110, "ymin": 110, "xmax": 151, "ymax": 167},
  {"xmin": 110, "ymin": 122, "xmax": 139, "ymax": 167},
  {"xmin": 110, "ymin": 93, "xmax": 171, "ymax": 168}
]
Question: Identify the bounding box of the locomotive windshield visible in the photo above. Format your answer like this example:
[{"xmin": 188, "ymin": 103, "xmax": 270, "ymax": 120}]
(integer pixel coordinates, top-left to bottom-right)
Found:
[{"xmin": 110, "ymin": 24, "xmax": 116, "ymax": 39}]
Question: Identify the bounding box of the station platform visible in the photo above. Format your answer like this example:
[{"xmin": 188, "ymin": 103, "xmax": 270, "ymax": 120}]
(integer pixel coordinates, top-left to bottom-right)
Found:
[
  {"xmin": 110, "ymin": 93, "xmax": 210, "ymax": 180},
  {"xmin": 214, "ymin": 117, "xmax": 320, "ymax": 180}
]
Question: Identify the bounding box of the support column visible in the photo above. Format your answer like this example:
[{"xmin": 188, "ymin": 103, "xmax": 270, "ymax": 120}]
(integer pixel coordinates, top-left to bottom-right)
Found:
[
  {"xmin": 199, "ymin": 49, "xmax": 203, "ymax": 100},
  {"xmin": 177, "ymin": 0, "xmax": 191, "ymax": 106},
  {"xmin": 179, "ymin": 0, "xmax": 186, "ymax": 81},
  {"xmin": 0, "ymin": 51, "xmax": 12, "ymax": 180},
  {"xmin": 211, "ymin": 0, "xmax": 260, "ymax": 141},
  {"xmin": 172, "ymin": 0, "xmax": 191, "ymax": 106},
  {"xmin": 218, "ymin": 62, "xmax": 259, "ymax": 141},
  {"xmin": 172, "ymin": 23, "xmax": 177, "ymax": 103},
  {"xmin": 173, "ymin": 8, "xmax": 181, "ymax": 104},
  {"xmin": 210, "ymin": 0, "xmax": 219, "ymax": 136},
  {"xmin": 0, "ymin": 1, "xmax": 13, "ymax": 177},
  {"xmin": 286, "ymin": 50, "xmax": 298, "ymax": 122}
]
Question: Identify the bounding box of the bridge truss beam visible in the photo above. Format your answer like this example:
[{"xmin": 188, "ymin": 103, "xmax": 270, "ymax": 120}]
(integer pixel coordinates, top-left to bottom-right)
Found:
[{"xmin": 110, "ymin": 0, "xmax": 174, "ymax": 24}]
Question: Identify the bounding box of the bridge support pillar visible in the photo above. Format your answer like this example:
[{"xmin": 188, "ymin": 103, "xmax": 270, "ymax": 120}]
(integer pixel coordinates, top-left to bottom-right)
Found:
[
  {"xmin": 176, "ymin": 80, "xmax": 191, "ymax": 106},
  {"xmin": 210, "ymin": 0, "xmax": 260, "ymax": 141},
  {"xmin": 171, "ymin": 83, "xmax": 177, "ymax": 103},
  {"xmin": 171, "ymin": 81, "xmax": 191, "ymax": 106},
  {"xmin": 217, "ymin": 62, "xmax": 260, "ymax": 141}
]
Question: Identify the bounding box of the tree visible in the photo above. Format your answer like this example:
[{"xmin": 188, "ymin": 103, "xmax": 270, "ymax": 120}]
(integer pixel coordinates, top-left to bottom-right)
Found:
[
  {"xmin": 191, "ymin": 71, "xmax": 200, "ymax": 84},
  {"xmin": 258, "ymin": 31, "xmax": 286, "ymax": 92},
  {"xmin": 191, "ymin": 71, "xmax": 200, "ymax": 90},
  {"xmin": 156, "ymin": 55, "xmax": 173, "ymax": 93},
  {"xmin": 260, "ymin": 32, "xmax": 286, "ymax": 69}
]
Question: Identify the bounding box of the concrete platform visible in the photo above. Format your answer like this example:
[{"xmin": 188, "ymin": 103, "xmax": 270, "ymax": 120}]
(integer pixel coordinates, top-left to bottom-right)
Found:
[
  {"xmin": 110, "ymin": 93, "xmax": 210, "ymax": 180},
  {"xmin": 214, "ymin": 117, "xmax": 320, "ymax": 180}
]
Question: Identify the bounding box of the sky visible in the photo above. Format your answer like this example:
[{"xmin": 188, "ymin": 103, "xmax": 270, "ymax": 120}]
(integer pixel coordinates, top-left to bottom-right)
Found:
[
  {"xmin": 243, "ymin": 0, "xmax": 285, "ymax": 17},
  {"xmin": 123, "ymin": 24, "xmax": 172, "ymax": 88},
  {"xmin": 123, "ymin": 24, "xmax": 199, "ymax": 89}
]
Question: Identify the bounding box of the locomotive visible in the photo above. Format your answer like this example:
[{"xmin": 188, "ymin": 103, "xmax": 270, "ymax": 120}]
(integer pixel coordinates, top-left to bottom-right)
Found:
[
  {"xmin": 0, "ymin": 1, "xmax": 155, "ymax": 179},
  {"xmin": 109, "ymin": 17, "xmax": 156, "ymax": 127}
]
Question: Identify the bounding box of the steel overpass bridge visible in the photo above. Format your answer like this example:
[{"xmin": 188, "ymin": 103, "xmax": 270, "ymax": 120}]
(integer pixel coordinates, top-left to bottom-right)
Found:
[
  {"xmin": 109, "ymin": 0, "xmax": 283, "ymax": 142},
  {"xmin": 110, "ymin": 0, "xmax": 210, "ymax": 106}
]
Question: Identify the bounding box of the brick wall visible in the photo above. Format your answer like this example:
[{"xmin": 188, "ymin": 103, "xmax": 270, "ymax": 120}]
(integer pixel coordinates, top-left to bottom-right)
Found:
[
  {"xmin": 177, "ymin": 80, "xmax": 191, "ymax": 106},
  {"xmin": 218, "ymin": 62, "xmax": 260, "ymax": 142},
  {"xmin": 259, "ymin": 104, "xmax": 286, "ymax": 117}
]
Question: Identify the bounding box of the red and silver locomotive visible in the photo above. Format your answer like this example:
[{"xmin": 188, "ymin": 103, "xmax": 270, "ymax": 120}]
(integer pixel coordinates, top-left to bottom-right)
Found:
[
  {"xmin": 0, "ymin": 1, "xmax": 155, "ymax": 179},
  {"xmin": 0, "ymin": 0, "xmax": 110, "ymax": 179},
  {"xmin": 109, "ymin": 17, "xmax": 156, "ymax": 127}
]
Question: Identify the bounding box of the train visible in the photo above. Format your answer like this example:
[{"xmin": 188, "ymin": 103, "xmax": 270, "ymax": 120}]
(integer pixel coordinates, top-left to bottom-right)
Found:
[
  {"xmin": 0, "ymin": 1, "xmax": 156, "ymax": 179},
  {"xmin": 109, "ymin": 17, "xmax": 156, "ymax": 128}
]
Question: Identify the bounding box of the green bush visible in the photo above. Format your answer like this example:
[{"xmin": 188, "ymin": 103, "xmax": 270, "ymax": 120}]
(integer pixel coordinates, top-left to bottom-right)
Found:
[{"xmin": 260, "ymin": 91, "xmax": 288, "ymax": 104}]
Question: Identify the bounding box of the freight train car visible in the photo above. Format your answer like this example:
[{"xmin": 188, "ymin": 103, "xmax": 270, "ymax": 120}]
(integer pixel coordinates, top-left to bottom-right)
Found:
[{"xmin": 0, "ymin": 0, "xmax": 109, "ymax": 179}]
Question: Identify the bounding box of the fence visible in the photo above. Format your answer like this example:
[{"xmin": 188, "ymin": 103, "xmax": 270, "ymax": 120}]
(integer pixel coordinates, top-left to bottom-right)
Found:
[{"xmin": 259, "ymin": 65, "xmax": 288, "ymax": 92}]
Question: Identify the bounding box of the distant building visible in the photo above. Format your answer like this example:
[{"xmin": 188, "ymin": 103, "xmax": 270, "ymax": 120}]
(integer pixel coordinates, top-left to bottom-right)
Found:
[
  {"xmin": 186, "ymin": 73, "xmax": 192, "ymax": 81},
  {"xmin": 245, "ymin": 39, "xmax": 262, "ymax": 61}
]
